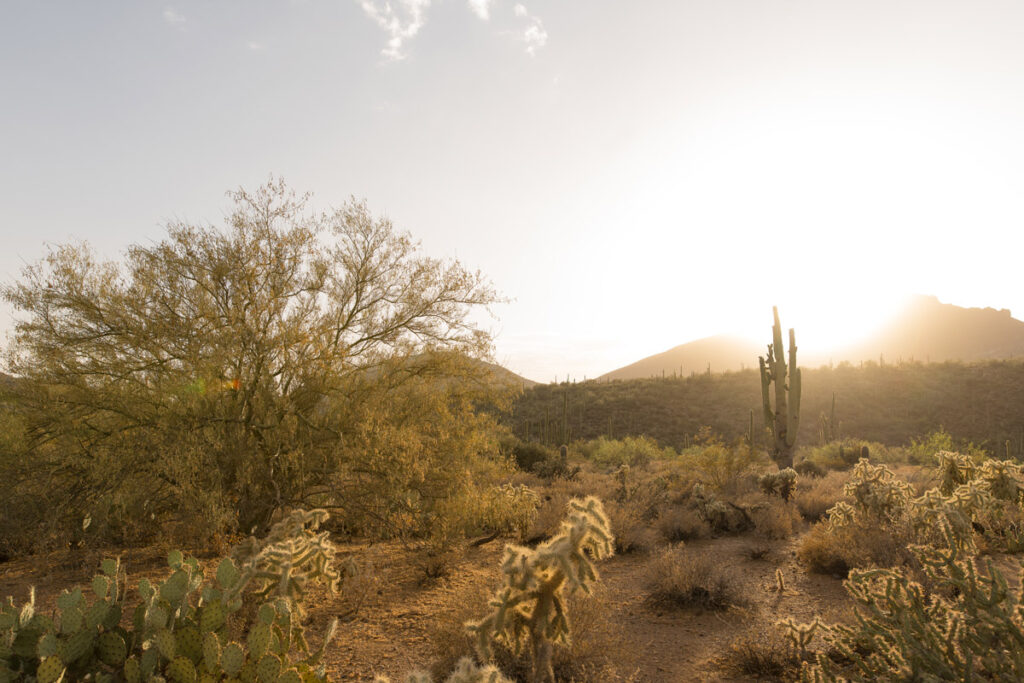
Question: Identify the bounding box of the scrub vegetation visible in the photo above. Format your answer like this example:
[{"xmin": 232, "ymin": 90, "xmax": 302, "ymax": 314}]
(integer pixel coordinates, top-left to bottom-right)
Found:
[{"xmin": 4, "ymin": 181, "xmax": 1024, "ymax": 681}]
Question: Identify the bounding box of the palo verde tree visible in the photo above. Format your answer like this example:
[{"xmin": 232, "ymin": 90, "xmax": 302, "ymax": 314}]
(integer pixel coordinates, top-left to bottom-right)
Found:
[
  {"xmin": 759, "ymin": 306, "xmax": 801, "ymax": 469},
  {"xmin": 0, "ymin": 179, "xmax": 507, "ymax": 550}
]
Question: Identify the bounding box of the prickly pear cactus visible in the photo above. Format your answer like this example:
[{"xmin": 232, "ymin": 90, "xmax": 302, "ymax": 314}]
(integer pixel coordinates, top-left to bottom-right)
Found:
[
  {"xmin": 467, "ymin": 496, "xmax": 613, "ymax": 683},
  {"xmin": 1, "ymin": 509, "xmax": 342, "ymax": 683}
]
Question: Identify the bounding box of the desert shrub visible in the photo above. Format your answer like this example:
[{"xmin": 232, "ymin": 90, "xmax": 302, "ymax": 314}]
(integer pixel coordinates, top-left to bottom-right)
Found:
[
  {"xmin": 656, "ymin": 506, "xmax": 710, "ymax": 543},
  {"xmin": 691, "ymin": 484, "xmax": 754, "ymax": 534},
  {"xmin": 503, "ymin": 438, "xmax": 555, "ymax": 473},
  {"xmin": 794, "ymin": 459, "xmax": 826, "ymax": 478},
  {"xmin": 807, "ymin": 534, "xmax": 1024, "ymax": 681},
  {"xmin": 907, "ymin": 428, "xmax": 988, "ymax": 466},
  {"xmin": 644, "ymin": 546, "xmax": 743, "ymax": 611},
  {"xmin": 531, "ymin": 458, "xmax": 581, "ymax": 481},
  {"xmin": 723, "ymin": 629, "xmax": 803, "ymax": 680},
  {"xmin": 798, "ymin": 461, "xmax": 917, "ymax": 575},
  {"xmin": 758, "ymin": 468, "xmax": 797, "ymax": 500},
  {"xmin": 797, "ymin": 523, "xmax": 853, "ymax": 577},
  {"xmin": 793, "ymin": 471, "xmax": 848, "ymax": 522},
  {"xmin": 606, "ymin": 500, "xmax": 657, "ymax": 553},
  {"xmin": 578, "ymin": 436, "xmax": 673, "ymax": 468},
  {"xmin": 742, "ymin": 542, "xmax": 772, "ymax": 561},
  {"xmin": 685, "ymin": 428, "xmax": 763, "ymax": 490},
  {"xmin": 752, "ymin": 499, "xmax": 801, "ymax": 540},
  {"xmin": 434, "ymin": 483, "xmax": 540, "ymax": 541},
  {"xmin": 797, "ymin": 515, "xmax": 914, "ymax": 578},
  {"xmin": 801, "ymin": 438, "xmax": 895, "ymax": 472}
]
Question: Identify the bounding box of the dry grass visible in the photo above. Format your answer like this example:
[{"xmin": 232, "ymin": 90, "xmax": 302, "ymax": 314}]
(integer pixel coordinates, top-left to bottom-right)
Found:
[
  {"xmin": 607, "ymin": 500, "xmax": 658, "ymax": 553},
  {"xmin": 794, "ymin": 471, "xmax": 849, "ymax": 521},
  {"xmin": 797, "ymin": 520, "xmax": 915, "ymax": 577},
  {"xmin": 656, "ymin": 505, "xmax": 710, "ymax": 543},
  {"xmin": 645, "ymin": 546, "xmax": 745, "ymax": 611},
  {"xmin": 721, "ymin": 630, "xmax": 803, "ymax": 681},
  {"xmin": 751, "ymin": 499, "xmax": 802, "ymax": 539},
  {"xmin": 428, "ymin": 583, "xmax": 632, "ymax": 681}
]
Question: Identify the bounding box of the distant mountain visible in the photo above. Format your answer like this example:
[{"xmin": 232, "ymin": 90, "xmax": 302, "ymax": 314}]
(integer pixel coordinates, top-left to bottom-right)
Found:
[
  {"xmin": 598, "ymin": 296, "xmax": 1024, "ymax": 381},
  {"xmin": 481, "ymin": 361, "xmax": 538, "ymax": 389},
  {"xmin": 598, "ymin": 335, "xmax": 763, "ymax": 381},
  {"xmin": 836, "ymin": 295, "xmax": 1024, "ymax": 365}
]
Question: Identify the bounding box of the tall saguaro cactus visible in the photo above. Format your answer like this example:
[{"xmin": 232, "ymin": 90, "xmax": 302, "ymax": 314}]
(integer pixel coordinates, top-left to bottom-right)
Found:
[{"xmin": 759, "ymin": 307, "xmax": 801, "ymax": 468}]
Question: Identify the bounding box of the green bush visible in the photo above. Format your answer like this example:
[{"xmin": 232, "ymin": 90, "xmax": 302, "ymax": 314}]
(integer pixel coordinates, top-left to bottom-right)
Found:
[
  {"xmin": 907, "ymin": 428, "xmax": 987, "ymax": 465},
  {"xmin": 578, "ymin": 436, "xmax": 674, "ymax": 468},
  {"xmin": 685, "ymin": 428, "xmax": 763, "ymax": 490}
]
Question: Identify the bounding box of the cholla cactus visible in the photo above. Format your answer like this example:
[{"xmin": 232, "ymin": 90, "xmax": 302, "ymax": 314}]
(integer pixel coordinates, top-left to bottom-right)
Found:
[
  {"xmin": 935, "ymin": 450, "xmax": 976, "ymax": 495},
  {"xmin": 907, "ymin": 488, "xmax": 976, "ymax": 552},
  {"xmin": 374, "ymin": 658, "xmax": 513, "ymax": 683},
  {"xmin": 777, "ymin": 617, "xmax": 820, "ymax": 659},
  {"xmin": 467, "ymin": 496, "xmax": 613, "ymax": 683},
  {"xmin": 230, "ymin": 508, "xmax": 342, "ymax": 611},
  {"xmin": 804, "ymin": 528, "xmax": 1024, "ymax": 681},
  {"xmin": 824, "ymin": 501, "xmax": 856, "ymax": 531},
  {"xmin": 841, "ymin": 459, "xmax": 912, "ymax": 524},
  {"xmin": 758, "ymin": 468, "xmax": 798, "ymax": 501},
  {"xmin": 976, "ymin": 458, "xmax": 1024, "ymax": 502}
]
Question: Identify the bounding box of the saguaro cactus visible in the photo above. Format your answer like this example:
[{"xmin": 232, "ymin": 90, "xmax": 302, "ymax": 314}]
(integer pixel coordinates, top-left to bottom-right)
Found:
[{"xmin": 759, "ymin": 307, "xmax": 801, "ymax": 469}]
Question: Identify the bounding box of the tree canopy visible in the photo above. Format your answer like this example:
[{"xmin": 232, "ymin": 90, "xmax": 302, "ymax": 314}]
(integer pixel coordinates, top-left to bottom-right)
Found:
[{"xmin": 1, "ymin": 180, "xmax": 508, "ymax": 550}]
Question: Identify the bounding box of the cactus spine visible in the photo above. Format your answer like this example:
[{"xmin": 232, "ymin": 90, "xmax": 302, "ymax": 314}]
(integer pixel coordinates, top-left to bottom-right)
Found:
[{"xmin": 759, "ymin": 307, "xmax": 801, "ymax": 469}]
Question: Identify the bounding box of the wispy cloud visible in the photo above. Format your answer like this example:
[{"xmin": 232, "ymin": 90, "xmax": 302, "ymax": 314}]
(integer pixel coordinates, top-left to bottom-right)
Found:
[
  {"xmin": 467, "ymin": 0, "xmax": 490, "ymax": 21},
  {"xmin": 514, "ymin": 3, "xmax": 547, "ymax": 56},
  {"xmin": 162, "ymin": 7, "xmax": 186, "ymax": 26},
  {"xmin": 247, "ymin": 41, "xmax": 265, "ymax": 51},
  {"xmin": 358, "ymin": 0, "xmax": 431, "ymax": 61}
]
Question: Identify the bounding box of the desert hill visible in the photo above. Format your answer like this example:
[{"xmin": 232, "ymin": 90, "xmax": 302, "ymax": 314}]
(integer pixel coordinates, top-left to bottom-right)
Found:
[{"xmin": 599, "ymin": 295, "xmax": 1024, "ymax": 381}]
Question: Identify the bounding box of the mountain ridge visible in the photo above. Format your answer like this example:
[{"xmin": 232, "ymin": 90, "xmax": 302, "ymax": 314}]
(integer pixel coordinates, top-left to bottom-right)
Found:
[{"xmin": 597, "ymin": 295, "xmax": 1024, "ymax": 381}]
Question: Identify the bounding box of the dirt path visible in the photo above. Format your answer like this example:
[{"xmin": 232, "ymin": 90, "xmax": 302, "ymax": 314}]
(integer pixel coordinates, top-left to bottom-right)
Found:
[{"xmin": 0, "ymin": 532, "xmax": 852, "ymax": 682}]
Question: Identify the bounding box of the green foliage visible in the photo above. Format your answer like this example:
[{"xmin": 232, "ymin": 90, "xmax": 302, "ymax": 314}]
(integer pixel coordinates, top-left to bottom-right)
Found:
[
  {"xmin": 686, "ymin": 428, "xmax": 763, "ymax": 490},
  {"xmin": 467, "ymin": 496, "xmax": 613, "ymax": 683},
  {"xmin": 0, "ymin": 508, "xmax": 342, "ymax": 683},
  {"xmin": 507, "ymin": 361, "xmax": 1024, "ymax": 458},
  {"xmin": 503, "ymin": 439, "xmax": 555, "ymax": 473},
  {"xmin": 805, "ymin": 531, "xmax": 1024, "ymax": 681},
  {"xmin": 1, "ymin": 179, "xmax": 506, "ymax": 550},
  {"xmin": 908, "ymin": 428, "xmax": 988, "ymax": 466},
  {"xmin": 799, "ymin": 438, "xmax": 891, "ymax": 472},
  {"xmin": 578, "ymin": 436, "xmax": 673, "ymax": 468}
]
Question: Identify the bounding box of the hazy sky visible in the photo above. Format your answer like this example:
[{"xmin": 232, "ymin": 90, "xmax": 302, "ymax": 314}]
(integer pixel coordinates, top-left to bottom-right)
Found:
[{"xmin": 4, "ymin": 1, "xmax": 1024, "ymax": 381}]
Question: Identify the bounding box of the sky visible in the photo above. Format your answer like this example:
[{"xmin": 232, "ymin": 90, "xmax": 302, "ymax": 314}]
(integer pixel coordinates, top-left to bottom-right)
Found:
[{"xmin": 3, "ymin": 1, "xmax": 1024, "ymax": 382}]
